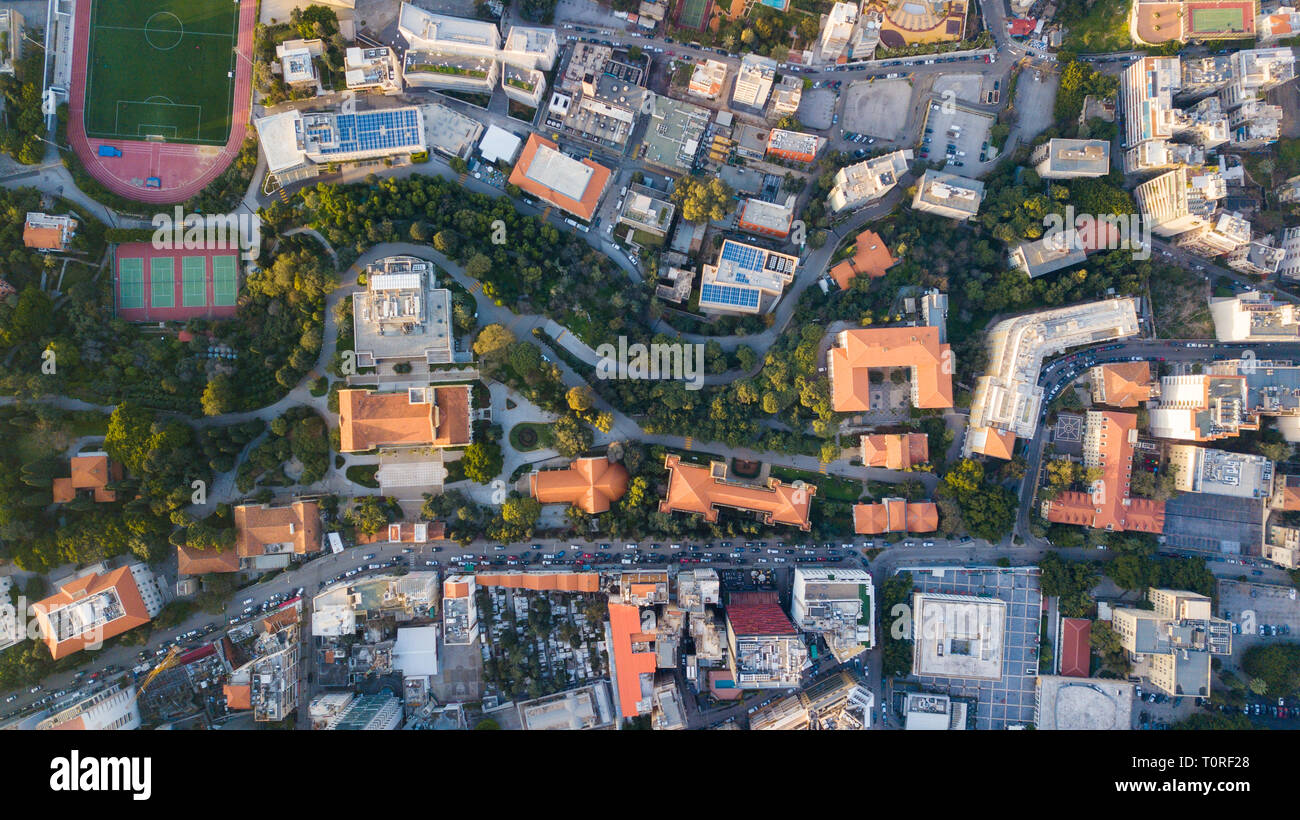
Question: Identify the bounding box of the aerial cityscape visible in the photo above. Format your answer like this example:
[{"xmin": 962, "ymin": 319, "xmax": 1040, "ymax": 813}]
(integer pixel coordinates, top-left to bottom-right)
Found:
[{"xmin": 1, "ymin": 0, "xmax": 1300, "ymax": 753}]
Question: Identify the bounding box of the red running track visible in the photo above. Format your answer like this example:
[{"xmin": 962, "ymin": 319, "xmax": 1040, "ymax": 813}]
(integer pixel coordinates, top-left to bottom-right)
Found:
[{"xmin": 66, "ymin": 0, "xmax": 256, "ymax": 205}]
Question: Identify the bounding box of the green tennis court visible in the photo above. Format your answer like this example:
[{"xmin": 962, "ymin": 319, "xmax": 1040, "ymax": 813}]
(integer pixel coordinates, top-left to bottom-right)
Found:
[
  {"xmin": 119, "ymin": 258, "xmax": 145, "ymax": 309},
  {"xmin": 182, "ymin": 256, "xmax": 207, "ymax": 306},
  {"xmin": 1190, "ymin": 8, "xmax": 1246, "ymax": 33},
  {"xmin": 678, "ymin": 0, "xmax": 709, "ymax": 29},
  {"xmin": 212, "ymin": 255, "xmax": 238, "ymax": 306},
  {"xmin": 150, "ymin": 257, "xmax": 175, "ymax": 308}
]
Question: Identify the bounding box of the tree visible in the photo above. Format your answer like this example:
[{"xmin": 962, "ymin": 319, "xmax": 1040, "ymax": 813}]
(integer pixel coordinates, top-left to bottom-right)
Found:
[
  {"xmin": 473, "ymin": 324, "xmax": 515, "ymax": 367},
  {"xmin": 670, "ymin": 176, "xmax": 735, "ymax": 223},
  {"xmin": 501, "ymin": 496, "xmax": 541, "ymax": 529},
  {"xmin": 552, "ymin": 414, "xmax": 592, "ymax": 458},
  {"xmin": 566, "ymin": 385, "xmax": 595, "ymax": 412},
  {"xmin": 346, "ymin": 496, "xmax": 391, "ymax": 536},
  {"xmin": 461, "ymin": 441, "xmax": 503, "ymax": 484},
  {"xmin": 200, "ymin": 374, "xmax": 237, "ymax": 416}
]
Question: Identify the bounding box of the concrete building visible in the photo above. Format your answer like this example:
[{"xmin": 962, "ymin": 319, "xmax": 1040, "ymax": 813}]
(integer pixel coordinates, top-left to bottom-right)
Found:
[
  {"xmin": 750, "ymin": 670, "xmax": 873, "ymax": 729},
  {"xmin": 421, "ymin": 102, "xmax": 483, "ymax": 159},
  {"xmin": 398, "ymin": 4, "xmax": 500, "ymax": 93},
  {"xmin": 902, "ymin": 691, "xmax": 967, "ymax": 730},
  {"xmin": 321, "ymin": 692, "xmax": 404, "ymax": 729},
  {"xmin": 652, "ymin": 680, "xmax": 686, "ymax": 729},
  {"xmin": 352, "ymin": 255, "xmax": 454, "ymax": 367},
  {"xmin": 819, "ymin": 2, "xmax": 860, "ymax": 61},
  {"xmin": 1174, "ymin": 211, "xmax": 1252, "ymax": 258},
  {"xmin": 827, "ymin": 149, "xmax": 912, "ymax": 213},
  {"xmin": 769, "ymin": 75, "xmax": 803, "ymax": 117},
  {"xmin": 1043, "ymin": 411, "xmax": 1167, "ymax": 533},
  {"xmin": 223, "ymin": 603, "xmax": 301, "ymax": 722},
  {"xmin": 1167, "ymin": 445, "xmax": 1274, "ymax": 499},
  {"xmin": 912, "ymin": 592, "xmax": 1006, "ymax": 681},
  {"xmin": 1280, "ymin": 226, "xmax": 1300, "ymax": 281},
  {"xmin": 1112, "ymin": 589, "xmax": 1231, "ymax": 697},
  {"xmin": 732, "ymin": 54, "xmax": 777, "ymax": 109},
  {"xmin": 276, "ymin": 39, "xmax": 323, "ymax": 89},
  {"xmin": 1030, "ymin": 139, "xmax": 1111, "ymax": 179},
  {"xmin": 509, "ymin": 133, "xmax": 612, "ymax": 221},
  {"xmin": 548, "ymin": 44, "xmax": 646, "ymax": 153},
  {"xmin": 676, "ymin": 568, "xmax": 720, "ymax": 614},
  {"xmin": 791, "ymin": 568, "xmax": 874, "ymax": 662},
  {"xmin": 502, "ymin": 25, "xmax": 558, "ymax": 71},
  {"xmin": 911, "ymin": 170, "xmax": 985, "ymax": 220},
  {"xmin": 1035, "ymin": 676, "xmax": 1135, "ymax": 730},
  {"xmin": 0, "ymin": 9, "xmax": 24, "ymax": 76},
  {"xmin": 1147, "ymin": 371, "xmax": 1252, "ymax": 441},
  {"xmin": 618, "ymin": 185, "xmax": 676, "ymax": 238},
  {"xmin": 688, "ymin": 58, "xmax": 728, "ymax": 99},
  {"xmin": 1226, "ymin": 235, "xmax": 1286, "ymax": 277},
  {"xmin": 1264, "ymin": 522, "xmax": 1300, "ymax": 569},
  {"xmin": 766, "ymin": 128, "xmax": 824, "ymax": 163},
  {"xmin": 736, "ymin": 195, "xmax": 797, "ymax": 239},
  {"xmin": 478, "ymin": 124, "xmax": 522, "ymax": 165},
  {"xmin": 23, "ymin": 212, "xmax": 78, "ymax": 252},
  {"xmin": 965, "ymin": 297, "xmax": 1142, "ymax": 459},
  {"xmin": 724, "ymin": 590, "xmax": 808, "ymax": 689},
  {"xmin": 827, "ymin": 325, "xmax": 953, "ymax": 412},
  {"xmin": 1209, "ymin": 290, "xmax": 1300, "ymax": 342},
  {"xmin": 640, "ymin": 95, "xmax": 710, "ymax": 173},
  {"xmin": 1134, "ymin": 166, "xmax": 1227, "ymax": 238},
  {"xmin": 501, "ymin": 63, "xmax": 547, "ymax": 107},
  {"xmin": 697, "ymin": 239, "xmax": 799, "ymax": 315},
  {"xmin": 254, "ymin": 107, "xmax": 426, "ymax": 185},
  {"xmin": 344, "ymin": 46, "xmax": 400, "ymax": 94},
  {"xmin": 1124, "ymin": 139, "xmax": 1205, "ymax": 174},
  {"xmin": 517, "ymin": 681, "xmax": 615, "ymax": 730},
  {"xmin": 1120, "ymin": 56, "xmax": 1182, "ymax": 150},
  {"xmin": 35, "ymin": 683, "xmax": 140, "ymax": 731},
  {"xmin": 311, "ymin": 573, "xmax": 440, "ymax": 637},
  {"xmin": 441, "ymin": 574, "xmax": 477, "ymax": 645}
]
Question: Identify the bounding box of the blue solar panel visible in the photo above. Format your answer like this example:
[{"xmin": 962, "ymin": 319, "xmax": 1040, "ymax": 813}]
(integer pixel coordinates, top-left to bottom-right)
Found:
[
  {"xmin": 720, "ymin": 241, "xmax": 762, "ymax": 271},
  {"xmin": 316, "ymin": 109, "xmax": 422, "ymax": 156},
  {"xmin": 700, "ymin": 282, "xmax": 760, "ymax": 309}
]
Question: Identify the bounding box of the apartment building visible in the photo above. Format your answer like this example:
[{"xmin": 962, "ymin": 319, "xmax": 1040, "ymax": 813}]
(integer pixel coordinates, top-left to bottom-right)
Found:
[
  {"xmin": 1042, "ymin": 411, "xmax": 1167, "ymax": 533},
  {"xmin": 1133, "ymin": 166, "xmax": 1227, "ymax": 237},
  {"xmin": 1167, "ymin": 444, "xmax": 1274, "ymax": 498},
  {"xmin": 1147, "ymin": 371, "xmax": 1251, "ymax": 441},
  {"xmin": 966, "ymin": 298, "xmax": 1141, "ymax": 458},
  {"xmin": 791, "ymin": 568, "xmax": 874, "ymax": 663},
  {"xmin": 736, "ymin": 195, "xmax": 797, "ymax": 239},
  {"xmin": 398, "ymin": 4, "xmax": 500, "ymax": 93},
  {"xmin": 766, "ymin": 128, "xmax": 824, "ymax": 163},
  {"xmin": 35, "ymin": 684, "xmax": 140, "ymax": 731},
  {"xmin": 688, "ymin": 59, "xmax": 728, "ymax": 99},
  {"xmin": 1124, "ymin": 139, "xmax": 1205, "ymax": 174},
  {"xmin": 618, "ymin": 184, "xmax": 676, "ymax": 237},
  {"xmin": 344, "ymin": 46, "xmax": 401, "ymax": 94},
  {"xmin": 1030, "ymin": 139, "xmax": 1111, "ymax": 179},
  {"xmin": 1226, "ymin": 235, "xmax": 1285, "ymax": 277},
  {"xmin": 1174, "ymin": 210, "xmax": 1252, "ymax": 257},
  {"xmin": 827, "ymin": 149, "xmax": 912, "ymax": 212},
  {"xmin": 442, "ymin": 575, "xmax": 478, "ymax": 645},
  {"xmin": 1209, "ymin": 290, "xmax": 1300, "ymax": 342},
  {"xmin": 725, "ymin": 590, "xmax": 809, "ymax": 689},
  {"xmin": 819, "ymin": 2, "xmax": 859, "ymax": 61},
  {"xmin": 732, "ymin": 54, "xmax": 777, "ymax": 108},
  {"xmin": 911, "ymin": 169, "xmax": 985, "ymax": 220},
  {"xmin": 1279, "ymin": 226, "xmax": 1300, "ymax": 281},
  {"xmin": 1120, "ymin": 56, "xmax": 1182, "ymax": 149},
  {"xmin": 1112, "ymin": 589, "xmax": 1231, "ymax": 697},
  {"xmin": 769, "ymin": 74, "xmax": 803, "ymax": 117}
]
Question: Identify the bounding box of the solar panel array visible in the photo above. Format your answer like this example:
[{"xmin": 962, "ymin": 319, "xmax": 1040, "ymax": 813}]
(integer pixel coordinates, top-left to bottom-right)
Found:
[
  {"xmin": 700, "ymin": 282, "xmax": 761, "ymax": 310},
  {"xmin": 317, "ymin": 108, "xmax": 422, "ymax": 156},
  {"xmin": 720, "ymin": 241, "xmax": 762, "ymax": 270}
]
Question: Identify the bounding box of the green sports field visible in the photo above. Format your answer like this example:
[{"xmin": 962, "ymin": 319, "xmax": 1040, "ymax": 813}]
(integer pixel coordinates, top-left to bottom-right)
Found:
[
  {"xmin": 1190, "ymin": 8, "xmax": 1247, "ymax": 34},
  {"xmin": 83, "ymin": 0, "xmax": 238, "ymax": 145}
]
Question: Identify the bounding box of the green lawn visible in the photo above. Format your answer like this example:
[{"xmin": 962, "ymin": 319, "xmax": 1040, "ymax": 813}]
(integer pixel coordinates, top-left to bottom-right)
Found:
[
  {"xmin": 509, "ymin": 422, "xmax": 554, "ymax": 452},
  {"xmin": 345, "ymin": 464, "xmax": 380, "ymax": 488},
  {"xmin": 83, "ymin": 0, "xmax": 239, "ymax": 144},
  {"xmin": 1059, "ymin": 0, "xmax": 1134, "ymax": 54},
  {"xmin": 769, "ymin": 465, "xmax": 864, "ymax": 502}
]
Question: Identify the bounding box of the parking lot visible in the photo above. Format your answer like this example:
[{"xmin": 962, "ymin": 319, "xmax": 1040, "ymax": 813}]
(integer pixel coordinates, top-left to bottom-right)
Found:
[
  {"xmin": 930, "ymin": 73, "xmax": 987, "ymax": 105},
  {"xmin": 1161, "ymin": 494, "xmax": 1264, "ymax": 556},
  {"xmin": 842, "ymin": 78, "xmax": 911, "ymax": 142},
  {"xmin": 797, "ymin": 87, "xmax": 836, "ymax": 131},
  {"xmin": 918, "ymin": 99, "xmax": 995, "ymax": 173},
  {"xmin": 1217, "ymin": 579, "xmax": 1300, "ymax": 657}
]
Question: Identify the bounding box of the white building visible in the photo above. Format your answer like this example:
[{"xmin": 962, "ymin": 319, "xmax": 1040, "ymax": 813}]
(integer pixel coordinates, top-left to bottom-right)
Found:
[
  {"xmin": 344, "ymin": 46, "xmax": 401, "ymax": 94},
  {"xmin": 791, "ymin": 568, "xmax": 874, "ymax": 663},
  {"xmin": 1031, "ymin": 139, "xmax": 1111, "ymax": 179},
  {"xmin": 479, "ymin": 124, "xmax": 522, "ymax": 164},
  {"xmin": 0, "ymin": 9, "xmax": 24, "ymax": 76},
  {"xmin": 911, "ymin": 170, "xmax": 985, "ymax": 220},
  {"xmin": 254, "ymin": 107, "xmax": 426, "ymax": 185},
  {"xmin": 35, "ymin": 684, "xmax": 140, "ymax": 730},
  {"xmin": 1209, "ymin": 290, "xmax": 1300, "ymax": 342},
  {"xmin": 827, "ymin": 149, "xmax": 912, "ymax": 212},
  {"xmin": 819, "ymin": 2, "xmax": 859, "ymax": 61},
  {"xmin": 732, "ymin": 54, "xmax": 777, "ymax": 109},
  {"xmin": 1167, "ymin": 444, "xmax": 1274, "ymax": 499},
  {"xmin": 1174, "ymin": 210, "xmax": 1252, "ymax": 257},
  {"xmin": 352, "ymin": 255, "xmax": 454, "ymax": 367},
  {"xmin": 1134, "ymin": 166, "xmax": 1227, "ymax": 238}
]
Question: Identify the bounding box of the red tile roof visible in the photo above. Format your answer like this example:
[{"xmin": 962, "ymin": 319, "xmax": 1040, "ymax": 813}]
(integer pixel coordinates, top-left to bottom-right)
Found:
[
  {"xmin": 726, "ymin": 591, "xmax": 797, "ymax": 636},
  {"xmin": 1044, "ymin": 411, "xmax": 1165, "ymax": 533},
  {"xmin": 508, "ymin": 134, "xmax": 612, "ymax": 221},
  {"xmin": 1060, "ymin": 618, "xmax": 1092, "ymax": 678},
  {"xmin": 659, "ymin": 454, "xmax": 815, "ymax": 530},
  {"xmin": 828, "ymin": 326, "xmax": 953, "ymax": 412},
  {"xmin": 32, "ymin": 567, "xmax": 154, "ymax": 659}
]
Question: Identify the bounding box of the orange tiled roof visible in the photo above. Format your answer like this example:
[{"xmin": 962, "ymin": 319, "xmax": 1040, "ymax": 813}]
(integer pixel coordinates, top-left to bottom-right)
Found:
[
  {"xmin": 233, "ymin": 501, "xmax": 321, "ymax": 558},
  {"xmin": 828, "ymin": 326, "xmax": 953, "ymax": 412},
  {"xmin": 1276, "ymin": 475, "xmax": 1300, "ymax": 511},
  {"xmin": 23, "ymin": 224, "xmax": 64, "ymax": 250},
  {"xmin": 223, "ymin": 684, "xmax": 252, "ymax": 710},
  {"xmin": 530, "ymin": 456, "xmax": 630, "ymax": 514},
  {"xmin": 176, "ymin": 544, "xmax": 242, "ymax": 575},
  {"xmin": 608, "ymin": 602, "xmax": 657, "ymax": 717},
  {"xmin": 32, "ymin": 567, "xmax": 154, "ymax": 659},
  {"xmin": 508, "ymin": 134, "xmax": 611, "ymax": 221},
  {"xmin": 860, "ymin": 433, "xmax": 929, "ymax": 469},
  {"xmin": 659, "ymin": 454, "xmax": 815, "ymax": 530},
  {"xmin": 52, "ymin": 454, "xmax": 122, "ymax": 504},
  {"xmin": 852, "ymin": 499, "xmax": 938, "ymax": 534},
  {"xmin": 475, "ymin": 572, "xmax": 601, "ymax": 593},
  {"xmin": 432, "ymin": 386, "xmax": 472, "ymax": 447},
  {"xmin": 51, "ymin": 478, "xmax": 75, "ymax": 504},
  {"xmin": 968, "ymin": 427, "xmax": 1017, "ymax": 461},
  {"xmin": 1094, "ymin": 362, "xmax": 1155, "ymax": 408},
  {"xmin": 830, "ymin": 230, "xmax": 896, "ymax": 290},
  {"xmin": 1044, "ymin": 411, "xmax": 1165, "ymax": 533},
  {"xmin": 338, "ymin": 389, "xmax": 434, "ymax": 451}
]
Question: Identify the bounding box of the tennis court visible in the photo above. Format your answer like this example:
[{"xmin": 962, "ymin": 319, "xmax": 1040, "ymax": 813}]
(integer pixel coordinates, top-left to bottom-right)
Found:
[
  {"xmin": 150, "ymin": 257, "xmax": 175, "ymax": 308},
  {"xmin": 114, "ymin": 242, "xmax": 240, "ymax": 321},
  {"xmin": 182, "ymin": 256, "xmax": 207, "ymax": 307},
  {"xmin": 82, "ymin": 0, "xmax": 239, "ymax": 144},
  {"xmin": 212, "ymin": 255, "xmax": 238, "ymax": 307},
  {"xmin": 1190, "ymin": 7, "xmax": 1246, "ymax": 32},
  {"xmin": 677, "ymin": 0, "xmax": 711, "ymax": 30},
  {"xmin": 119, "ymin": 258, "xmax": 145, "ymax": 309}
]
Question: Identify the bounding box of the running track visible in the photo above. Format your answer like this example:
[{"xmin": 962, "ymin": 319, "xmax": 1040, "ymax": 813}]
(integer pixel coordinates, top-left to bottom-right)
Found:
[{"xmin": 66, "ymin": 0, "xmax": 256, "ymax": 205}]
